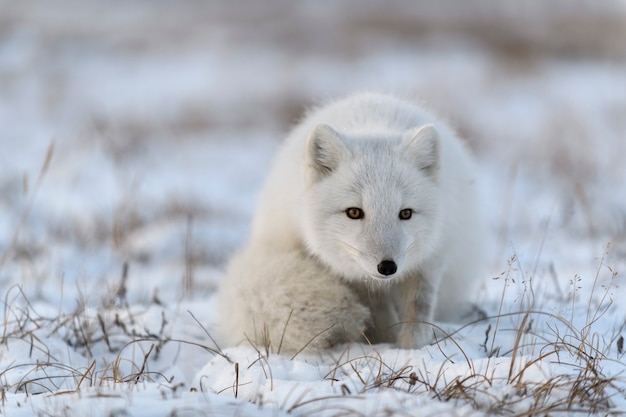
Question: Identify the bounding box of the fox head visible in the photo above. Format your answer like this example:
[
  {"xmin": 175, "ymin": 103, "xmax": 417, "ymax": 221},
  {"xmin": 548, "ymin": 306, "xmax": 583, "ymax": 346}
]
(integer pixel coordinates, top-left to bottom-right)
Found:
[{"xmin": 301, "ymin": 123, "xmax": 443, "ymax": 283}]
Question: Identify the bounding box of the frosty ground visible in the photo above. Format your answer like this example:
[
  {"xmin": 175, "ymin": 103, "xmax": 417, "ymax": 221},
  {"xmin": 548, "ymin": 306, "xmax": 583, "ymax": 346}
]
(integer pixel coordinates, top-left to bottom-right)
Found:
[{"xmin": 1, "ymin": 2, "xmax": 626, "ymax": 416}]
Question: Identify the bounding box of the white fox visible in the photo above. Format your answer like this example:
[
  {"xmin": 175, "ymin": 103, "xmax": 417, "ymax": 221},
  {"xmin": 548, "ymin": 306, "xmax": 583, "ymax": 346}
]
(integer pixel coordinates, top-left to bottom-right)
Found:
[{"xmin": 218, "ymin": 93, "xmax": 486, "ymax": 353}]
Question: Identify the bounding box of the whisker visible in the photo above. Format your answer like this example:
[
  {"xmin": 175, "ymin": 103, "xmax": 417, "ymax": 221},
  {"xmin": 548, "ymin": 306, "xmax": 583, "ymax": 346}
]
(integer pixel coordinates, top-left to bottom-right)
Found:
[{"xmin": 332, "ymin": 239, "xmax": 364, "ymax": 257}]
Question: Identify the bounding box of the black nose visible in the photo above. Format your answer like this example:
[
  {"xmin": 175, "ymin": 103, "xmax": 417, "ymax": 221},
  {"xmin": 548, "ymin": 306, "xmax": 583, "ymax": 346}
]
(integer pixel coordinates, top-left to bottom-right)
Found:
[{"xmin": 377, "ymin": 260, "xmax": 397, "ymax": 276}]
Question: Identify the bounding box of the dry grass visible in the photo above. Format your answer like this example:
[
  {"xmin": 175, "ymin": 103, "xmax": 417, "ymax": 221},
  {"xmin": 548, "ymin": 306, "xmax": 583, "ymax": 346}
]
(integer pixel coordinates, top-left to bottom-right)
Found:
[
  {"xmin": 0, "ymin": 153, "xmax": 225, "ymax": 397},
  {"xmin": 0, "ymin": 283, "xmax": 230, "ymax": 398}
]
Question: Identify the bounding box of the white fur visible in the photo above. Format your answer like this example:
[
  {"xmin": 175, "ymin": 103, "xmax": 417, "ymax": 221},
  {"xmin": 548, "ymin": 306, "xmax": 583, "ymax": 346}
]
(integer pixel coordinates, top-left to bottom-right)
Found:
[{"xmin": 218, "ymin": 93, "xmax": 486, "ymax": 352}]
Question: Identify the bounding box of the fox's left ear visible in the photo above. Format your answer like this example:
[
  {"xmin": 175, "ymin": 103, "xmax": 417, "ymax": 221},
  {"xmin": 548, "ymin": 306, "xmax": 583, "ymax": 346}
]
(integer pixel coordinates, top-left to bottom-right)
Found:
[{"xmin": 402, "ymin": 124, "xmax": 440, "ymax": 177}]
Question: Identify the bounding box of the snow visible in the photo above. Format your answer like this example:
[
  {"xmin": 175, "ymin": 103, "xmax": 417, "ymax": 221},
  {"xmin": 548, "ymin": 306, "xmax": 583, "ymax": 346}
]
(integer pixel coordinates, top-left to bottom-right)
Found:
[{"xmin": 1, "ymin": 2, "xmax": 626, "ymax": 416}]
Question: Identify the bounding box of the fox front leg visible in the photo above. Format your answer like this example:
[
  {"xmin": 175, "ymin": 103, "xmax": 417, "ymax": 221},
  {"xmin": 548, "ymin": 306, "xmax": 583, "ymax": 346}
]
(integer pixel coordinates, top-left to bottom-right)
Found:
[{"xmin": 396, "ymin": 272, "xmax": 438, "ymax": 349}]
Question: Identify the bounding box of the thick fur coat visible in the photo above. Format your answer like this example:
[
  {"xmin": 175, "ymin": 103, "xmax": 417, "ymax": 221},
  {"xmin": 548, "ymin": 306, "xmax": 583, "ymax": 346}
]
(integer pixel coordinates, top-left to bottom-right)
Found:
[{"xmin": 218, "ymin": 93, "xmax": 486, "ymax": 353}]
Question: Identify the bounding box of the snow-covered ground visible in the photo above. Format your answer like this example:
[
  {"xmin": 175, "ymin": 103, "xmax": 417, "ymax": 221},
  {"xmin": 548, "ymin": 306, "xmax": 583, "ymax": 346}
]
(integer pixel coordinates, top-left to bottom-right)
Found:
[{"xmin": 1, "ymin": 2, "xmax": 626, "ymax": 415}]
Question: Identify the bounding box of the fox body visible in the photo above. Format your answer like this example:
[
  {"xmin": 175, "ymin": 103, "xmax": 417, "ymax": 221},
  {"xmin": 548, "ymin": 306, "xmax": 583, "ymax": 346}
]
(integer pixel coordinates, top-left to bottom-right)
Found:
[{"xmin": 218, "ymin": 93, "xmax": 486, "ymax": 352}]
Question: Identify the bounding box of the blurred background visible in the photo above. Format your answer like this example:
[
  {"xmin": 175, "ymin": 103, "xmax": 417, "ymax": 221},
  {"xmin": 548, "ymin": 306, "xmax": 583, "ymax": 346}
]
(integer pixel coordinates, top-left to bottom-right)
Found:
[{"xmin": 1, "ymin": 1, "xmax": 625, "ymax": 303}]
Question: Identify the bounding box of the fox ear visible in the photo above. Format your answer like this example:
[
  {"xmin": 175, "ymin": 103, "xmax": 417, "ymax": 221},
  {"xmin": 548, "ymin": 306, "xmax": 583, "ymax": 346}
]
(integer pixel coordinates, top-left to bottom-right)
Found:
[
  {"xmin": 304, "ymin": 124, "xmax": 350, "ymax": 184},
  {"xmin": 402, "ymin": 124, "xmax": 440, "ymax": 177}
]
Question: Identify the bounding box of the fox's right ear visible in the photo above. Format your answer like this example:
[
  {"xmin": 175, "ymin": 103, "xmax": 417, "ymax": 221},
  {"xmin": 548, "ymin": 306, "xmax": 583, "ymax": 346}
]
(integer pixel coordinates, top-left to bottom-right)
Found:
[{"xmin": 304, "ymin": 124, "xmax": 350, "ymax": 185}]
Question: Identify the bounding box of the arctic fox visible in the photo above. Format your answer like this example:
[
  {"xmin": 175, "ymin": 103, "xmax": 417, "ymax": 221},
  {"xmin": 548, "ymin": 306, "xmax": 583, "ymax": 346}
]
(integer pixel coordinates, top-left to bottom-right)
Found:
[{"xmin": 218, "ymin": 93, "xmax": 486, "ymax": 353}]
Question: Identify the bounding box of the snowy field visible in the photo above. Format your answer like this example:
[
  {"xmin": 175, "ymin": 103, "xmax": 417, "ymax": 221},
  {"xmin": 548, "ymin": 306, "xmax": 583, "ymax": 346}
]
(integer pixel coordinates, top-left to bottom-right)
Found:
[{"xmin": 1, "ymin": 1, "xmax": 626, "ymax": 415}]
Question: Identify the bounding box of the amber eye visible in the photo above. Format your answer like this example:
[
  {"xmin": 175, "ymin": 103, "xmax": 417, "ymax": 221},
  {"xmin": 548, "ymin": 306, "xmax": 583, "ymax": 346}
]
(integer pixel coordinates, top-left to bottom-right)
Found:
[
  {"xmin": 346, "ymin": 207, "xmax": 364, "ymax": 220},
  {"xmin": 399, "ymin": 209, "xmax": 413, "ymax": 220}
]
